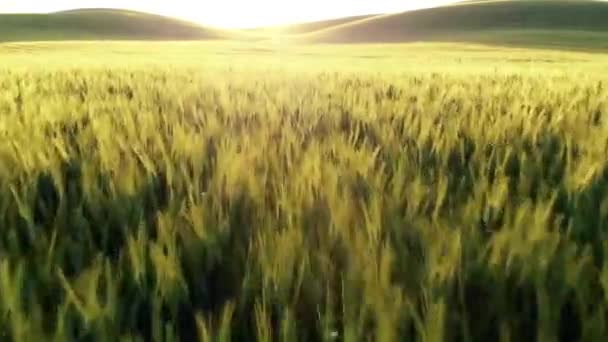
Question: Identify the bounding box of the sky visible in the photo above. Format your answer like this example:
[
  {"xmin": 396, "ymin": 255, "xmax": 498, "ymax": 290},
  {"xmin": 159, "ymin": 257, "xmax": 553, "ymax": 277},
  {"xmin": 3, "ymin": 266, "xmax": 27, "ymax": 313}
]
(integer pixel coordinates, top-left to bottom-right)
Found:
[{"xmin": 0, "ymin": 0, "xmax": 457, "ymax": 28}]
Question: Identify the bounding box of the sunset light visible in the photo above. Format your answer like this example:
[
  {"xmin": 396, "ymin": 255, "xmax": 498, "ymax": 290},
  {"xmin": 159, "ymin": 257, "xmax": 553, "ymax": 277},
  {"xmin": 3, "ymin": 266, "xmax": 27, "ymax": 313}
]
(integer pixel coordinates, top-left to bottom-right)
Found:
[
  {"xmin": 0, "ymin": 0, "xmax": 456, "ymax": 28},
  {"xmin": 3, "ymin": 0, "xmax": 608, "ymax": 340}
]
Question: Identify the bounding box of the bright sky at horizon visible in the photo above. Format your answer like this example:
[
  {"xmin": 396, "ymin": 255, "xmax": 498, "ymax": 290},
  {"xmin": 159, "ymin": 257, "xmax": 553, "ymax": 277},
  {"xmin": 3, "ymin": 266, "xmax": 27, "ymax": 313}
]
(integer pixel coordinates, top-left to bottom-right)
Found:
[{"xmin": 0, "ymin": 1, "xmax": 457, "ymax": 28}]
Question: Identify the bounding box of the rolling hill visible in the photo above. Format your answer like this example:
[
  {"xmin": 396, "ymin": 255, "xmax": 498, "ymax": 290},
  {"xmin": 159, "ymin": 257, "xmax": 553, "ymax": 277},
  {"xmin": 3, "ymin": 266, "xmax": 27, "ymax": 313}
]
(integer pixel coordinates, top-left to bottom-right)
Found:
[
  {"xmin": 303, "ymin": 0, "xmax": 608, "ymax": 49},
  {"xmin": 1, "ymin": 1, "xmax": 608, "ymax": 50},
  {"xmin": 0, "ymin": 9, "xmax": 226, "ymax": 42},
  {"xmin": 249, "ymin": 14, "xmax": 377, "ymax": 35}
]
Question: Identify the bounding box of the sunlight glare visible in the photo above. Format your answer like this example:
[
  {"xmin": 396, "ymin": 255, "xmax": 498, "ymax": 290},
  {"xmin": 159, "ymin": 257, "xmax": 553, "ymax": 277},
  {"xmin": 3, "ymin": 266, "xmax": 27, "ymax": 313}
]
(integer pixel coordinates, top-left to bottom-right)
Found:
[{"xmin": 0, "ymin": 0, "xmax": 457, "ymax": 28}]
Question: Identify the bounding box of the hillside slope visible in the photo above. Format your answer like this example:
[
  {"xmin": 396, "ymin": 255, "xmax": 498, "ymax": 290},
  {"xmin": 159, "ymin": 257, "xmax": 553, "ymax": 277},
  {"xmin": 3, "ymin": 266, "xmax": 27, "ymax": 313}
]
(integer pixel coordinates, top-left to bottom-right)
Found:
[
  {"xmin": 0, "ymin": 9, "xmax": 225, "ymax": 42},
  {"xmin": 250, "ymin": 14, "xmax": 377, "ymax": 35},
  {"xmin": 305, "ymin": 0, "xmax": 608, "ymax": 48}
]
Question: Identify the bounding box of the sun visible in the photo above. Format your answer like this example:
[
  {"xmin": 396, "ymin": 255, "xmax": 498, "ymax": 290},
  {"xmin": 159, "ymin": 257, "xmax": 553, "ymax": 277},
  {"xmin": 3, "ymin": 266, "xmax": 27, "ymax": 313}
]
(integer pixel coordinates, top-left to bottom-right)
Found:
[
  {"xmin": 164, "ymin": 0, "xmax": 399, "ymax": 29},
  {"xmin": 165, "ymin": 0, "xmax": 305, "ymax": 29},
  {"xmin": 172, "ymin": 0, "xmax": 457, "ymax": 29}
]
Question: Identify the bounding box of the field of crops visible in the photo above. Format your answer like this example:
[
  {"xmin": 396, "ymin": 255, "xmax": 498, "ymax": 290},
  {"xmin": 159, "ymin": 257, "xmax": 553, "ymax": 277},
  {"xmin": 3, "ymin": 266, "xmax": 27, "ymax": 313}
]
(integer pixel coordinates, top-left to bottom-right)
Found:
[{"xmin": 1, "ymin": 42, "xmax": 608, "ymax": 341}]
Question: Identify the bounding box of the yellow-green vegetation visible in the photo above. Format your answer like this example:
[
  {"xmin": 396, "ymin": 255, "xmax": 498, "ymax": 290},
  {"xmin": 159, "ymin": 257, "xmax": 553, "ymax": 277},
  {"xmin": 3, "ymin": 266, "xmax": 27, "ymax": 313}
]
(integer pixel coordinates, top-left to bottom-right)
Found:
[{"xmin": 1, "ymin": 41, "xmax": 608, "ymax": 341}]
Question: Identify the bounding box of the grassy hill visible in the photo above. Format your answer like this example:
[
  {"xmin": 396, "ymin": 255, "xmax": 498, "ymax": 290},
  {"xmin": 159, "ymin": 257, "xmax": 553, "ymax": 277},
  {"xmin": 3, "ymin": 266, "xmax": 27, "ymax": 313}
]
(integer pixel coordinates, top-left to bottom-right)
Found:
[
  {"xmin": 2, "ymin": 1, "xmax": 608, "ymax": 50},
  {"xmin": 303, "ymin": 0, "xmax": 608, "ymax": 49},
  {"xmin": 0, "ymin": 9, "xmax": 226, "ymax": 42},
  {"xmin": 249, "ymin": 14, "xmax": 377, "ymax": 35}
]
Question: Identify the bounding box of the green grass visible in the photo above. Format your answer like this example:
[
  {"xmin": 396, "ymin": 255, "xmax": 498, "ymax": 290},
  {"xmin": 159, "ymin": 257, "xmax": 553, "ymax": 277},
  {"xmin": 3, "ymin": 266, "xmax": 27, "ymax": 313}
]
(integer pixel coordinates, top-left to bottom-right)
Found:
[
  {"xmin": 0, "ymin": 9, "xmax": 227, "ymax": 42},
  {"xmin": 1, "ymin": 40, "xmax": 606, "ymax": 72},
  {"xmin": 1, "ymin": 41, "xmax": 608, "ymax": 340}
]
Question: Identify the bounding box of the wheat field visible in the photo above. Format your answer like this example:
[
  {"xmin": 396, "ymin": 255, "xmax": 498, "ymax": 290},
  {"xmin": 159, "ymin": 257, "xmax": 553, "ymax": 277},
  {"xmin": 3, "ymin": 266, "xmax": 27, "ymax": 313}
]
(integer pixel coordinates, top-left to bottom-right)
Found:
[{"xmin": 0, "ymin": 42, "xmax": 608, "ymax": 341}]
